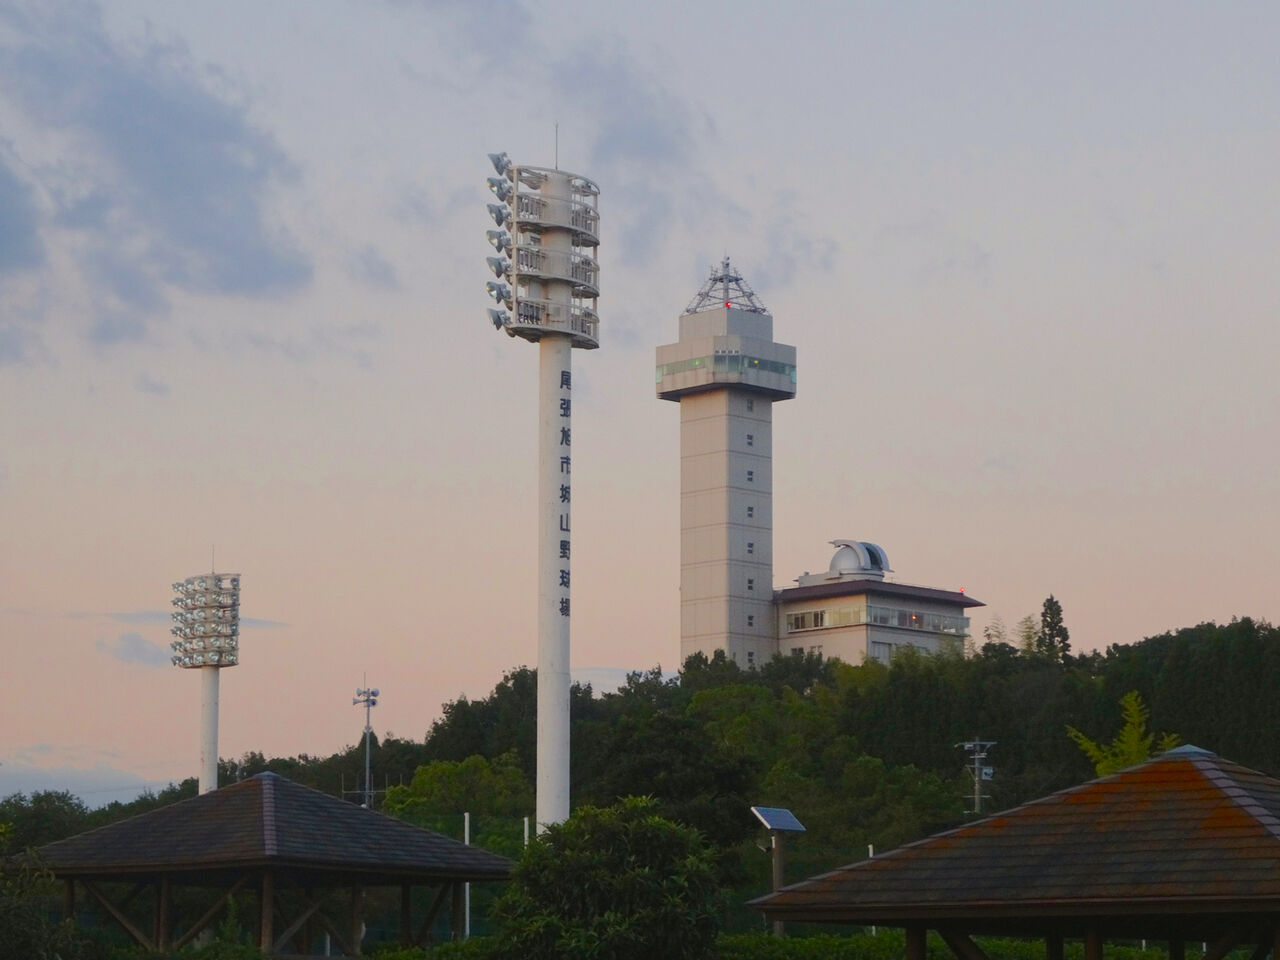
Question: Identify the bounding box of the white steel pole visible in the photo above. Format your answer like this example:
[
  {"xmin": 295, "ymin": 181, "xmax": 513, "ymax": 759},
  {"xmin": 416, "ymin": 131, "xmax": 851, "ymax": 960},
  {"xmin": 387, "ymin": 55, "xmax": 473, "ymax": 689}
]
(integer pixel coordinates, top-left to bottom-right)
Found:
[
  {"xmin": 463, "ymin": 811, "xmax": 471, "ymax": 938},
  {"xmin": 200, "ymin": 665, "xmax": 219, "ymax": 793},
  {"xmin": 537, "ymin": 332, "xmax": 572, "ymax": 830}
]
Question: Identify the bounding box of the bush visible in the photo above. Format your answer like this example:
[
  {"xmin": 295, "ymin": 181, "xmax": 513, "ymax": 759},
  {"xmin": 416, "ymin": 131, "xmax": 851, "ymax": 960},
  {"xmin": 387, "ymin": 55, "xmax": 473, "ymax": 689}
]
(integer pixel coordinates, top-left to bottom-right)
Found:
[{"xmin": 492, "ymin": 797, "xmax": 721, "ymax": 960}]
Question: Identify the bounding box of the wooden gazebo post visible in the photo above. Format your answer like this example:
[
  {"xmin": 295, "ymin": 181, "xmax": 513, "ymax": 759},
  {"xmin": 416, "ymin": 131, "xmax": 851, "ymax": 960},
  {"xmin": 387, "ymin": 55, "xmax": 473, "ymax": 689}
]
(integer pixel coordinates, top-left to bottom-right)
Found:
[{"xmin": 259, "ymin": 872, "xmax": 274, "ymax": 951}]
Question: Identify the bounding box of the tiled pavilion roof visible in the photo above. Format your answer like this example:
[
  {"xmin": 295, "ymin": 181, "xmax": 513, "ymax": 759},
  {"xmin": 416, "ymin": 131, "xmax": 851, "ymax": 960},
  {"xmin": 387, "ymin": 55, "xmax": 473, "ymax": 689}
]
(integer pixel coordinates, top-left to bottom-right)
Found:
[
  {"xmin": 753, "ymin": 747, "xmax": 1280, "ymax": 938},
  {"xmin": 37, "ymin": 772, "xmax": 511, "ymax": 885}
]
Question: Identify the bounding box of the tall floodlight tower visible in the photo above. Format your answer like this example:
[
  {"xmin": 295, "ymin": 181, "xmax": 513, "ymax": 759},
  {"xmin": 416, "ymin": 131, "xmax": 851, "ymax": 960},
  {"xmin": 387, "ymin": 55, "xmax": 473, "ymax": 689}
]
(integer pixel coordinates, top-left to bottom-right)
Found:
[
  {"xmin": 485, "ymin": 152, "xmax": 600, "ymax": 828},
  {"xmin": 170, "ymin": 572, "xmax": 241, "ymax": 793},
  {"xmin": 656, "ymin": 259, "xmax": 795, "ymax": 668}
]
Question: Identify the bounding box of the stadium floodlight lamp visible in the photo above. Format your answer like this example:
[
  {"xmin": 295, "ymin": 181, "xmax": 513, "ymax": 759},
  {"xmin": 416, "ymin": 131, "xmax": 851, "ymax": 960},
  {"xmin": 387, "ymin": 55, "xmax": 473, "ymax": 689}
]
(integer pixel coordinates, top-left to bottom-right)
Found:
[
  {"xmin": 486, "ymin": 256, "xmax": 510, "ymax": 279},
  {"xmin": 171, "ymin": 572, "xmax": 240, "ymax": 669},
  {"xmin": 486, "ymin": 281, "xmax": 512, "ymax": 306},
  {"xmin": 486, "ymin": 230, "xmax": 513, "ymax": 255},
  {"xmin": 488, "ymin": 152, "xmax": 511, "ymax": 178},
  {"xmin": 488, "ymin": 308, "xmax": 509, "ymax": 330},
  {"xmin": 487, "ymin": 203, "xmax": 511, "ymax": 229},
  {"xmin": 487, "ymin": 177, "xmax": 512, "ymax": 203}
]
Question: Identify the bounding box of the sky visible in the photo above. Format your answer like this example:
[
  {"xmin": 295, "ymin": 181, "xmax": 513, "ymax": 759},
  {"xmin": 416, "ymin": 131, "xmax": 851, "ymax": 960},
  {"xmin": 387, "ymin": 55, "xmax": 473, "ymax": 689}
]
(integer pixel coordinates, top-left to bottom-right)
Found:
[{"xmin": 1, "ymin": 0, "xmax": 1278, "ymax": 805}]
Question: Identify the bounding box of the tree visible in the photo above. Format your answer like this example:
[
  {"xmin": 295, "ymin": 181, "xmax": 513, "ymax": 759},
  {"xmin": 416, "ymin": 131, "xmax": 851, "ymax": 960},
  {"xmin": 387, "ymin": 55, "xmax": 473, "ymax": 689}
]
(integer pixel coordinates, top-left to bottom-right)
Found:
[
  {"xmin": 492, "ymin": 797, "xmax": 721, "ymax": 960},
  {"xmin": 1067, "ymin": 691, "xmax": 1179, "ymax": 776},
  {"xmin": 1035, "ymin": 594, "xmax": 1071, "ymax": 662},
  {"xmin": 383, "ymin": 750, "xmax": 532, "ymax": 819}
]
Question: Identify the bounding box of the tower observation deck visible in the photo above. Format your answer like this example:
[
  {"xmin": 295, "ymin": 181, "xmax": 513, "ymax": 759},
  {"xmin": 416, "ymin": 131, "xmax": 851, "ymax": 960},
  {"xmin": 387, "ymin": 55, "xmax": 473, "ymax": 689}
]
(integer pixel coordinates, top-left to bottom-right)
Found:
[{"xmin": 656, "ymin": 258, "xmax": 796, "ymax": 667}]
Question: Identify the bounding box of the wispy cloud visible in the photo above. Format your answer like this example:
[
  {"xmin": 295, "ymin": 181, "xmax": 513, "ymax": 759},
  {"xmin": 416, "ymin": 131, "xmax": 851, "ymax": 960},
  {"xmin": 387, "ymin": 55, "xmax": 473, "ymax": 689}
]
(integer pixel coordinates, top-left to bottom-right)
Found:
[
  {"xmin": 0, "ymin": 0, "xmax": 311, "ymax": 354},
  {"xmin": 133, "ymin": 371, "xmax": 170, "ymax": 396},
  {"xmin": 347, "ymin": 245, "xmax": 399, "ymax": 290},
  {"xmin": 0, "ymin": 151, "xmax": 43, "ymax": 274},
  {"xmin": 97, "ymin": 631, "xmax": 170, "ymax": 668}
]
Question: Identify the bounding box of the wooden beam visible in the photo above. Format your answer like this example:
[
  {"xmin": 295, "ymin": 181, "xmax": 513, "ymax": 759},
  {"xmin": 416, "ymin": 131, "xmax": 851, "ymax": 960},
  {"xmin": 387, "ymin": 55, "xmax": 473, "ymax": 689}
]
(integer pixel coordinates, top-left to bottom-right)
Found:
[
  {"xmin": 451, "ymin": 881, "xmax": 465, "ymax": 941},
  {"xmin": 314, "ymin": 909, "xmax": 354, "ymax": 957},
  {"xmin": 273, "ymin": 893, "xmax": 326, "ymax": 953},
  {"xmin": 63, "ymin": 879, "xmax": 75, "ymax": 922},
  {"xmin": 906, "ymin": 926, "xmax": 927, "ymax": 960},
  {"xmin": 417, "ymin": 884, "xmax": 450, "ymax": 945},
  {"xmin": 400, "ymin": 884, "xmax": 412, "ymax": 945},
  {"xmin": 154, "ymin": 877, "xmax": 171, "ymax": 950},
  {"xmin": 1084, "ymin": 927, "xmax": 1103, "ymax": 960},
  {"xmin": 1046, "ymin": 932, "xmax": 1064, "ymax": 960},
  {"xmin": 1203, "ymin": 928, "xmax": 1249, "ymax": 960},
  {"xmin": 259, "ymin": 872, "xmax": 275, "ymax": 951},
  {"xmin": 939, "ymin": 929, "xmax": 992, "ymax": 960},
  {"xmin": 83, "ymin": 879, "xmax": 155, "ymax": 951},
  {"xmin": 350, "ymin": 884, "xmax": 365, "ymax": 956},
  {"xmin": 172, "ymin": 876, "xmax": 250, "ymax": 950}
]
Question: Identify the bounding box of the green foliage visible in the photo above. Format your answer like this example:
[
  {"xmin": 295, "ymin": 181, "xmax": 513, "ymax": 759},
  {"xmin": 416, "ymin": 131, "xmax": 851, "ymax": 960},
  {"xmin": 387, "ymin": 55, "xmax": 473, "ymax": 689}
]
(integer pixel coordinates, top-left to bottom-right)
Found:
[
  {"xmin": 384, "ymin": 750, "xmax": 533, "ymax": 819},
  {"xmin": 370, "ymin": 939, "xmax": 495, "ymax": 959},
  {"xmin": 1067, "ymin": 691, "xmax": 1179, "ymax": 776},
  {"xmin": 1035, "ymin": 595, "xmax": 1071, "ymax": 662},
  {"xmin": 492, "ymin": 797, "xmax": 722, "ymax": 960}
]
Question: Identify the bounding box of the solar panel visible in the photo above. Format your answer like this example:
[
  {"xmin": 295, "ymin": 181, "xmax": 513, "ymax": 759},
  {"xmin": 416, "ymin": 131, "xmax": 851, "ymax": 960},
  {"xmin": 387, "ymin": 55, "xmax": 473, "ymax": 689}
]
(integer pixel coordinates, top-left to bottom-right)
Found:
[{"xmin": 751, "ymin": 806, "xmax": 806, "ymax": 833}]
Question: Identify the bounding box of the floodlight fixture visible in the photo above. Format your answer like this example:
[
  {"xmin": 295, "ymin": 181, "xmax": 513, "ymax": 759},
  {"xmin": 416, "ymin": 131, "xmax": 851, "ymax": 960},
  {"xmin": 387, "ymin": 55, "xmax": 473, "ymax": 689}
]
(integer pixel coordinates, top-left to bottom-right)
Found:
[
  {"xmin": 486, "ymin": 280, "xmax": 512, "ymax": 306},
  {"xmin": 487, "ymin": 203, "xmax": 511, "ymax": 228},
  {"xmin": 487, "ymin": 177, "xmax": 512, "ymax": 202},
  {"xmin": 488, "ymin": 308, "xmax": 509, "ymax": 330},
  {"xmin": 486, "ymin": 256, "xmax": 510, "ymax": 279},
  {"xmin": 488, "ymin": 151, "xmax": 512, "ymax": 178},
  {"xmin": 486, "ymin": 229, "xmax": 513, "ymax": 255}
]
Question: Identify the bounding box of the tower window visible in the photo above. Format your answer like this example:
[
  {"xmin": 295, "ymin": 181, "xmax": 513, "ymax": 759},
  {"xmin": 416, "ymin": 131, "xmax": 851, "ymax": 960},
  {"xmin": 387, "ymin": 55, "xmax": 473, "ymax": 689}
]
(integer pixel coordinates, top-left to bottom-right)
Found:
[
  {"xmin": 746, "ymin": 470, "xmax": 754, "ymax": 482},
  {"xmin": 747, "ymin": 542, "xmax": 754, "ymax": 554},
  {"xmin": 747, "ymin": 615, "xmax": 755, "ymax": 627},
  {"xmin": 747, "ymin": 650, "xmax": 755, "ymax": 666},
  {"xmin": 746, "ymin": 433, "xmax": 754, "ymax": 447},
  {"xmin": 747, "ymin": 505, "xmax": 754, "ymax": 518},
  {"xmin": 746, "ymin": 399, "xmax": 754, "ymax": 411},
  {"xmin": 747, "ymin": 578, "xmax": 754, "ymax": 591}
]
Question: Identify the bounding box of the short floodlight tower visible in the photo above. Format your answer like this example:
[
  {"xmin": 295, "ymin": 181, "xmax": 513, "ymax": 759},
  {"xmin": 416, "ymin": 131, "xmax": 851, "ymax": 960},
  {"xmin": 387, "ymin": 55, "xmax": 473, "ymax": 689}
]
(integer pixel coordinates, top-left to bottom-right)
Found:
[
  {"xmin": 353, "ymin": 683, "xmax": 379, "ymax": 808},
  {"xmin": 484, "ymin": 151, "xmax": 600, "ymax": 829},
  {"xmin": 170, "ymin": 572, "xmax": 241, "ymax": 793},
  {"xmin": 751, "ymin": 805, "xmax": 806, "ymax": 937}
]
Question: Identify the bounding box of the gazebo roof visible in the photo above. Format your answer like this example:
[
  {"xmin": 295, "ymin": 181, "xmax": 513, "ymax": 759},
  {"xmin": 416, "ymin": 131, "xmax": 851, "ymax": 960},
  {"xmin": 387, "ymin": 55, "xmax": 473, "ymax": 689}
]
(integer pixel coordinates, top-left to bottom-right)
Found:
[
  {"xmin": 37, "ymin": 772, "xmax": 512, "ymax": 885},
  {"xmin": 753, "ymin": 746, "xmax": 1280, "ymax": 938}
]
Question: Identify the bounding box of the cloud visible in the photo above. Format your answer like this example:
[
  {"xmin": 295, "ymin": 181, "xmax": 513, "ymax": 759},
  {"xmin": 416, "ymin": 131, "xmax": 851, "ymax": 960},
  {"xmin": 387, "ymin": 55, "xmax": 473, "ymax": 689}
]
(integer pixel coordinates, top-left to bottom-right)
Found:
[
  {"xmin": 133, "ymin": 371, "xmax": 169, "ymax": 395},
  {"xmin": 0, "ymin": 151, "xmax": 43, "ymax": 274},
  {"xmin": 0, "ymin": 753, "xmax": 183, "ymax": 808},
  {"xmin": 97, "ymin": 631, "xmax": 170, "ymax": 668},
  {"xmin": 241, "ymin": 617, "xmax": 287, "ymax": 629},
  {"xmin": 0, "ymin": 0, "xmax": 311, "ymax": 350},
  {"xmin": 347, "ymin": 245, "xmax": 399, "ymax": 290},
  {"xmin": 108, "ymin": 610, "xmax": 287, "ymax": 629}
]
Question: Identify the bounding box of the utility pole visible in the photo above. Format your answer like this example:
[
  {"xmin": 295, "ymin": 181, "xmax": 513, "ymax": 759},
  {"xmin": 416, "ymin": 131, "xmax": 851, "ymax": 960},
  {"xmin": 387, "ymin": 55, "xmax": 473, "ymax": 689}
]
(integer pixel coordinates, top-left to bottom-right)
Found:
[
  {"xmin": 956, "ymin": 738, "xmax": 996, "ymax": 814},
  {"xmin": 353, "ymin": 681, "xmax": 379, "ymax": 808}
]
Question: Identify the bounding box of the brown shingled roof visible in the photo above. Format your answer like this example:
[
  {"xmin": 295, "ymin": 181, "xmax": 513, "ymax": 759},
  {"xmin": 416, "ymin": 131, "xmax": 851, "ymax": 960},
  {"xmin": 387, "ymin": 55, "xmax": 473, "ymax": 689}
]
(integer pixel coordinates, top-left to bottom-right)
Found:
[
  {"xmin": 753, "ymin": 747, "xmax": 1280, "ymax": 938},
  {"xmin": 37, "ymin": 772, "xmax": 511, "ymax": 885},
  {"xmin": 775, "ymin": 579, "xmax": 984, "ymax": 608}
]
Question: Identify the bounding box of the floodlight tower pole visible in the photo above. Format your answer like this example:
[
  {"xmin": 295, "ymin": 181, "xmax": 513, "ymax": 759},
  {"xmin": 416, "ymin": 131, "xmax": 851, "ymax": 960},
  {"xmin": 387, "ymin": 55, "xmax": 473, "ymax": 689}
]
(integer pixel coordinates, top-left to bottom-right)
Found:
[
  {"xmin": 353, "ymin": 683, "xmax": 379, "ymax": 808},
  {"xmin": 170, "ymin": 572, "xmax": 242, "ymax": 794},
  {"xmin": 485, "ymin": 153, "xmax": 600, "ymax": 829}
]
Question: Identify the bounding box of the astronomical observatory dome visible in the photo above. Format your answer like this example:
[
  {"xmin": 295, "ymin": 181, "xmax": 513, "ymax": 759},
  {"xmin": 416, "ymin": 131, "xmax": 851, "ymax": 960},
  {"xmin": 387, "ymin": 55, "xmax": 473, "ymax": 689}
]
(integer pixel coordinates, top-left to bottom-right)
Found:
[{"xmin": 827, "ymin": 540, "xmax": 891, "ymax": 580}]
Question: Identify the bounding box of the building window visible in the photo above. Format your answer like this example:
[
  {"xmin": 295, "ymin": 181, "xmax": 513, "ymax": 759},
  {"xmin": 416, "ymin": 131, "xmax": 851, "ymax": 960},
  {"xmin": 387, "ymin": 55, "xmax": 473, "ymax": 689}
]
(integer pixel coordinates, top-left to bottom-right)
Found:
[
  {"xmin": 746, "ymin": 399, "xmax": 754, "ymax": 411},
  {"xmin": 747, "ymin": 505, "xmax": 754, "ymax": 518},
  {"xmin": 747, "ymin": 578, "xmax": 754, "ymax": 591},
  {"xmin": 747, "ymin": 615, "xmax": 755, "ymax": 627},
  {"xmin": 746, "ymin": 433, "xmax": 754, "ymax": 447},
  {"xmin": 747, "ymin": 541, "xmax": 754, "ymax": 554},
  {"xmin": 871, "ymin": 641, "xmax": 893, "ymax": 664},
  {"xmin": 747, "ymin": 650, "xmax": 755, "ymax": 666},
  {"xmin": 791, "ymin": 647, "xmax": 803, "ymax": 656},
  {"xmin": 746, "ymin": 470, "xmax": 754, "ymax": 482},
  {"xmin": 813, "ymin": 610, "xmax": 826, "ymax": 628}
]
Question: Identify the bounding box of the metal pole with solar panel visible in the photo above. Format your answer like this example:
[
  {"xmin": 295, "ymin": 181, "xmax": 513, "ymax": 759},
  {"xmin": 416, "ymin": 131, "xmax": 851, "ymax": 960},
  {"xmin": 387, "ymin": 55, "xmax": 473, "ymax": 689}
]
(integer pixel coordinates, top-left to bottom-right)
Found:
[
  {"xmin": 956, "ymin": 738, "xmax": 996, "ymax": 814},
  {"xmin": 751, "ymin": 806, "xmax": 806, "ymax": 936}
]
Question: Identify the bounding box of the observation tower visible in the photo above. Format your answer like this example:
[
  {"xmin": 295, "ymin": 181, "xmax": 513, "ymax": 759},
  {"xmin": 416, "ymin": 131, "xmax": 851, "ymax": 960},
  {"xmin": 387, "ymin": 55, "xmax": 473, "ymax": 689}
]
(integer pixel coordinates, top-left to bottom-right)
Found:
[
  {"xmin": 170, "ymin": 572, "xmax": 240, "ymax": 793},
  {"xmin": 656, "ymin": 259, "xmax": 795, "ymax": 668},
  {"xmin": 484, "ymin": 153, "xmax": 600, "ymax": 828}
]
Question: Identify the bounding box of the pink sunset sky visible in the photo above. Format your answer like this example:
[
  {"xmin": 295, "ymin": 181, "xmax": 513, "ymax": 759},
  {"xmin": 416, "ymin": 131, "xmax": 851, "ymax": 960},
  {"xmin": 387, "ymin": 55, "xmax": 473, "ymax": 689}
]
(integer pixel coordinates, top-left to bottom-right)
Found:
[{"xmin": 1, "ymin": 0, "xmax": 1277, "ymax": 803}]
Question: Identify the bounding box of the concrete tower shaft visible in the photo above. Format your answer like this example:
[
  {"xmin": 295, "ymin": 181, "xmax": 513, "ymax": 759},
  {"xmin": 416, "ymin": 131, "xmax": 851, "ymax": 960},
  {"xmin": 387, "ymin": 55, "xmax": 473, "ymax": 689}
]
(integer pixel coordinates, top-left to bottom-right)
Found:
[{"xmin": 657, "ymin": 261, "xmax": 795, "ymax": 667}]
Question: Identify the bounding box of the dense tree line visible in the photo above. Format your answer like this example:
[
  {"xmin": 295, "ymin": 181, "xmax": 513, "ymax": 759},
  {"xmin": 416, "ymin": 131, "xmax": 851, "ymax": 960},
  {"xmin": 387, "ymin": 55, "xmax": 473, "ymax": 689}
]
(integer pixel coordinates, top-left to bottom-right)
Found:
[{"xmin": 7, "ymin": 616, "xmax": 1279, "ymax": 867}]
